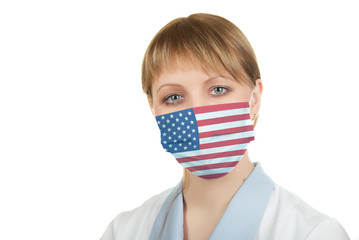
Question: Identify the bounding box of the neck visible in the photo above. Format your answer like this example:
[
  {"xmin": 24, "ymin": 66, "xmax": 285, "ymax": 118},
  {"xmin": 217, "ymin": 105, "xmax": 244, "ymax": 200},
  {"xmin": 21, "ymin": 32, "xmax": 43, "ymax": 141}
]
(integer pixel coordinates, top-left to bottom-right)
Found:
[{"xmin": 182, "ymin": 151, "xmax": 254, "ymax": 211}]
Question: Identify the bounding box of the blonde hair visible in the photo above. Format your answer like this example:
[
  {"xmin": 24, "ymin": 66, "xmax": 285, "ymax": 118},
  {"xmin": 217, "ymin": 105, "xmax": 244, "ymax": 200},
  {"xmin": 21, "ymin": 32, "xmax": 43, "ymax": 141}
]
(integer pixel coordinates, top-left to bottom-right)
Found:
[{"xmin": 141, "ymin": 13, "xmax": 261, "ymax": 190}]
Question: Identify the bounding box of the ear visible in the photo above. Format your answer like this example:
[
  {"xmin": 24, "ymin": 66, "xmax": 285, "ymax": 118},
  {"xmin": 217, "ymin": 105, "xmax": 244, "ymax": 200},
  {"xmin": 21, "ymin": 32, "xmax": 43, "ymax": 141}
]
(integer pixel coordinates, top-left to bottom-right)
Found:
[{"xmin": 250, "ymin": 79, "xmax": 263, "ymax": 120}]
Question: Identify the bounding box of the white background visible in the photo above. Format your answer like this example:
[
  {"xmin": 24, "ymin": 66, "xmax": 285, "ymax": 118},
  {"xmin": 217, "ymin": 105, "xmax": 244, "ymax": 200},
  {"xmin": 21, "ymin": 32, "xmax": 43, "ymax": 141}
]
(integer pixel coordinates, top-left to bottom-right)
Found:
[{"xmin": 0, "ymin": 0, "xmax": 358, "ymax": 239}]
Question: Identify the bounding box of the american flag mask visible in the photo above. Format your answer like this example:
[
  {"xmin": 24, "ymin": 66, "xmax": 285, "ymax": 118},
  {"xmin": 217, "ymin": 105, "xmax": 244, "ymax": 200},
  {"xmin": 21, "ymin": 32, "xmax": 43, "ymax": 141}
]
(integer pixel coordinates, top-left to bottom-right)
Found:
[{"xmin": 155, "ymin": 102, "xmax": 255, "ymax": 179}]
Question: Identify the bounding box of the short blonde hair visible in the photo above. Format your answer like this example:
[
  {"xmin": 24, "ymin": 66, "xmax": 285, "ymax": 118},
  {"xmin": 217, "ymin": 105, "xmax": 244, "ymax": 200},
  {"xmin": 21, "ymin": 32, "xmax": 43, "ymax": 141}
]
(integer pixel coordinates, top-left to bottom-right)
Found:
[{"xmin": 142, "ymin": 13, "xmax": 261, "ymax": 98}]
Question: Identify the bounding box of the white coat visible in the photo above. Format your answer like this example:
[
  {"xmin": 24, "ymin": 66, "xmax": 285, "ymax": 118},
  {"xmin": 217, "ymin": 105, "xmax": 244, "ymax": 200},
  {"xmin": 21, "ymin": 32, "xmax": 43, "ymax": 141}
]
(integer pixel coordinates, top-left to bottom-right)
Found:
[{"xmin": 101, "ymin": 163, "xmax": 349, "ymax": 239}]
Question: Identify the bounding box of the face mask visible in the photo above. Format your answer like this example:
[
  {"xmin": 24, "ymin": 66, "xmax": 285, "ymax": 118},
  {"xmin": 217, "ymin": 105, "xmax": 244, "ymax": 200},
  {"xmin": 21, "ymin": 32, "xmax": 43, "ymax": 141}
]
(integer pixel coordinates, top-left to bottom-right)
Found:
[{"xmin": 155, "ymin": 101, "xmax": 255, "ymax": 179}]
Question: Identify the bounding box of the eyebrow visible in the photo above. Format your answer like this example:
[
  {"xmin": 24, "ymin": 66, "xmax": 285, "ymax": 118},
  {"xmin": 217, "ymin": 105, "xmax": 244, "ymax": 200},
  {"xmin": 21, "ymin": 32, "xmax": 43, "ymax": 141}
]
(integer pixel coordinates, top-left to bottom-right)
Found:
[
  {"xmin": 156, "ymin": 83, "xmax": 183, "ymax": 94},
  {"xmin": 156, "ymin": 75, "xmax": 234, "ymax": 94},
  {"xmin": 206, "ymin": 75, "xmax": 235, "ymax": 83}
]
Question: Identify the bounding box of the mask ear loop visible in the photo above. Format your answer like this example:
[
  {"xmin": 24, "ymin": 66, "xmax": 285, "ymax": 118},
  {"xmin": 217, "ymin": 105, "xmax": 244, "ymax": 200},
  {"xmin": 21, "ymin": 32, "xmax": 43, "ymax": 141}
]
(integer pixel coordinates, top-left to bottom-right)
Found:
[
  {"xmin": 249, "ymin": 90, "xmax": 256, "ymax": 124},
  {"xmin": 249, "ymin": 90, "xmax": 255, "ymax": 106}
]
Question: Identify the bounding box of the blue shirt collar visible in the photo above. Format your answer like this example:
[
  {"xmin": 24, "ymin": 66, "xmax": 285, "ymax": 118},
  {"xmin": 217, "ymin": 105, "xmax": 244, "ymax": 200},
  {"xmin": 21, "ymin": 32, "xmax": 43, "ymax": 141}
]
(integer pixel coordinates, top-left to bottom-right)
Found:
[{"xmin": 149, "ymin": 163, "xmax": 275, "ymax": 240}]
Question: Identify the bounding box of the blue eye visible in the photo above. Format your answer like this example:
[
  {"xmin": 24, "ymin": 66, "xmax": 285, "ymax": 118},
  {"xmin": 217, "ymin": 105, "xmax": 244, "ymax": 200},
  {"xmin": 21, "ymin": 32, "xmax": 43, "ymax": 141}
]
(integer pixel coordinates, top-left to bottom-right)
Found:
[
  {"xmin": 211, "ymin": 86, "xmax": 228, "ymax": 95},
  {"xmin": 165, "ymin": 94, "xmax": 183, "ymax": 104}
]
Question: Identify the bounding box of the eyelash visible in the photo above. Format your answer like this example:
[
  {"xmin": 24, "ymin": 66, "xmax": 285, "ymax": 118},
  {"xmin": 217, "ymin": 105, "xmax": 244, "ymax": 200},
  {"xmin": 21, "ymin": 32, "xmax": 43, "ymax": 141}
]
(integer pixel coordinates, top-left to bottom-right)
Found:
[
  {"xmin": 162, "ymin": 85, "xmax": 231, "ymax": 105},
  {"xmin": 210, "ymin": 85, "xmax": 230, "ymax": 96},
  {"xmin": 163, "ymin": 92, "xmax": 183, "ymax": 105}
]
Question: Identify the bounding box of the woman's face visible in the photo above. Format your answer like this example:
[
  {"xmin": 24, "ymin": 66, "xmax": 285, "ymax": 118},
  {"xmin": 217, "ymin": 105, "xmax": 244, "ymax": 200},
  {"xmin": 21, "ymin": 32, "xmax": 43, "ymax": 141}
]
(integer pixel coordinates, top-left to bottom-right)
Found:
[{"xmin": 149, "ymin": 62, "xmax": 263, "ymax": 119}]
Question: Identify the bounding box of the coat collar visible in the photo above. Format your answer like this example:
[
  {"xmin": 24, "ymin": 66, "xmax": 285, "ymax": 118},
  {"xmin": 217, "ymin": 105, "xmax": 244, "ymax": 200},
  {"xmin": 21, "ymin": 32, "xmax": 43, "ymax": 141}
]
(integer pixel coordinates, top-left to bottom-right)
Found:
[{"xmin": 149, "ymin": 163, "xmax": 274, "ymax": 240}]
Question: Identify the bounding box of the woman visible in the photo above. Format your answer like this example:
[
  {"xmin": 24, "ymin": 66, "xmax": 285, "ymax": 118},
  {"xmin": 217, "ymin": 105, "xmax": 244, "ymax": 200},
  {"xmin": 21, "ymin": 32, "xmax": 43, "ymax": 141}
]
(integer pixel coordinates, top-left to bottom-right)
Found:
[{"xmin": 101, "ymin": 13, "xmax": 349, "ymax": 239}]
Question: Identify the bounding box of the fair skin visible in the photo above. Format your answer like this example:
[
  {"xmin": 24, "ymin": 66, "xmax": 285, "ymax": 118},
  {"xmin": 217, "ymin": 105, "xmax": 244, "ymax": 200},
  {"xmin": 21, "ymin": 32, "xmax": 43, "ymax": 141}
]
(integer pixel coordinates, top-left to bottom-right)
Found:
[{"xmin": 149, "ymin": 60, "xmax": 263, "ymax": 240}]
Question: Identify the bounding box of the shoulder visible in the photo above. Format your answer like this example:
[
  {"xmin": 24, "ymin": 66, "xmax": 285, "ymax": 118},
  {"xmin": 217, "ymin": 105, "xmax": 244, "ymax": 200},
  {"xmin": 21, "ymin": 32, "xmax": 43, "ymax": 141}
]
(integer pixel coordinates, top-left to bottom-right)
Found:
[
  {"xmin": 100, "ymin": 187, "xmax": 174, "ymax": 240},
  {"xmin": 257, "ymin": 185, "xmax": 349, "ymax": 240}
]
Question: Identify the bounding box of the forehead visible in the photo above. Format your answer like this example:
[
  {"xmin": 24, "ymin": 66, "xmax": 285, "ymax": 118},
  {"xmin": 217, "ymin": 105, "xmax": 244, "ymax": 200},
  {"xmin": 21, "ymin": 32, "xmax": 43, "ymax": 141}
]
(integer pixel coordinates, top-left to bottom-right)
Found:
[{"xmin": 153, "ymin": 57, "xmax": 230, "ymax": 83}]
